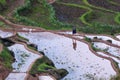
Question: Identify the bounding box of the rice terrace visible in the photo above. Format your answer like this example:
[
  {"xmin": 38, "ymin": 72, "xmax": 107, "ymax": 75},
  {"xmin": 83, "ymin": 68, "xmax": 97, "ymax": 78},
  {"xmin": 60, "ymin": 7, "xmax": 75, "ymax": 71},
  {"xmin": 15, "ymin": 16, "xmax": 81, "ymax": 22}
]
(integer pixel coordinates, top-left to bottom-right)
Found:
[{"xmin": 0, "ymin": 0, "xmax": 120, "ymax": 80}]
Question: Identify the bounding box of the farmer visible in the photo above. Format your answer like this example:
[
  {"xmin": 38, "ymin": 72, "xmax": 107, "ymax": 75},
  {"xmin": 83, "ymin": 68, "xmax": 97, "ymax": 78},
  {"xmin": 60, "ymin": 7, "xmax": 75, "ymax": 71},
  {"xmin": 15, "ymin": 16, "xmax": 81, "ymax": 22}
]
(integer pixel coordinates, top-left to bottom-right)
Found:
[{"xmin": 72, "ymin": 26, "xmax": 76, "ymax": 35}]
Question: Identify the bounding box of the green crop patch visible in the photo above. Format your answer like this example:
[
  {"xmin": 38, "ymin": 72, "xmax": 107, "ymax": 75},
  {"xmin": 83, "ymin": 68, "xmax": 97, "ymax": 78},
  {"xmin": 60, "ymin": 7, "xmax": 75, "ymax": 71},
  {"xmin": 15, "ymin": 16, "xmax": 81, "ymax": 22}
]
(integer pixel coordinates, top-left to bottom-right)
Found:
[
  {"xmin": 0, "ymin": 46, "xmax": 13, "ymax": 69},
  {"xmin": 0, "ymin": 0, "xmax": 119, "ymax": 34},
  {"xmin": 13, "ymin": 0, "xmax": 71, "ymax": 30}
]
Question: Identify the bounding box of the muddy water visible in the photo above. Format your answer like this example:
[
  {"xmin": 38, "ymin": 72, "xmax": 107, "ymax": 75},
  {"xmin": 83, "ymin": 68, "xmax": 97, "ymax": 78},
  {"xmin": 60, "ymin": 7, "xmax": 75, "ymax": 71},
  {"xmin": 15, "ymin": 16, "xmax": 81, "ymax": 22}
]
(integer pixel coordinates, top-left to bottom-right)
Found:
[{"xmin": 19, "ymin": 32, "xmax": 116, "ymax": 80}]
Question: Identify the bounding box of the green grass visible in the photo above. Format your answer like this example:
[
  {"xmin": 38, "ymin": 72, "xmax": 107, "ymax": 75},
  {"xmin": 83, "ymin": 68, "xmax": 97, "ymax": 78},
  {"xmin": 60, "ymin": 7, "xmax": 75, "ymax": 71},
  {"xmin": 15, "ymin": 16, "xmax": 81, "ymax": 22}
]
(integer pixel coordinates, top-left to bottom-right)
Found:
[
  {"xmin": 0, "ymin": 46, "xmax": 13, "ymax": 69},
  {"xmin": 82, "ymin": 0, "xmax": 120, "ymax": 25},
  {"xmin": 30, "ymin": 56, "xmax": 55, "ymax": 74},
  {"xmin": 37, "ymin": 63, "xmax": 55, "ymax": 72},
  {"xmin": 0, "ymin": 0, "xmax": 119, "ymax": 34},
  {"xmin": 17, "ymin": 33, "xmax": 28, "ymax": 41},
  {"xmin": 108, "ymin": 0, "xmax": 120, "ymax": 6},
  {"xmin": 79, "ymin": 23, "xmax": 120, "ymax": 34},
  {"xmin": 83, "ymin": 0, "xmax": 117, "ymax": 13},
  {"xmin": 53, "ymin": 1, "xmax": 120, "ymax": 33},
  {"xmin": 86, "ymin": 10, "xmax": 117, "ymax": 25},
  {"xmin": 27, "ymin": 45, "xmax": 37, "ymax": 51},
  {"xmin": 0, "ymin": 21, "xmax": 4, "ymax": 26},
  {"xmin": 0, "ymin": 21, "xmax": 7, "ymax": 27},
  {"xmin": 0, "ymin": 0, "xmax": 6, "ymax": 5},
  {"xmin": 84, "ymin": 37, "xmax": 92, "ymax": 42},
  {"xmin": 30, "ymin": 55, "xmax": 68, "ymax": 79},
  {"xmin": 13, "ymin": 0, "xmax": 71, "ymax": 30},
  {"xmin": 115, "ymin": 13, "xmax": 120, "ymax": 24}
]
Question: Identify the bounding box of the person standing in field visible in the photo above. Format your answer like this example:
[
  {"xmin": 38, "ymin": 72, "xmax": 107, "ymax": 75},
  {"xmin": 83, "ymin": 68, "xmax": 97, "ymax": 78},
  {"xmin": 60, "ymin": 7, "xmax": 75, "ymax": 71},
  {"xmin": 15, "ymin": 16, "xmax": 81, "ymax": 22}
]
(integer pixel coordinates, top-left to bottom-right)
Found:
[
  {"xmin": 72, "ymin": 26, "xmax": 77, "ymax": 50},
  {"xmin": 72, "ymin": 26, "xmax": 76, "ymax": 35}
]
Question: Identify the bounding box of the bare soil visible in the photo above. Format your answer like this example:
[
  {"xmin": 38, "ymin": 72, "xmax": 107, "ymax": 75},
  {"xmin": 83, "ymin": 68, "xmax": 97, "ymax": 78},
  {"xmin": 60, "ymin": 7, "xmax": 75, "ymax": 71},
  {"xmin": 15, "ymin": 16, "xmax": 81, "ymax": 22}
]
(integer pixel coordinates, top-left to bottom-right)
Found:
[{"xmin": 52, "ymin": 2, "xmax": 86, "ymax": 26}]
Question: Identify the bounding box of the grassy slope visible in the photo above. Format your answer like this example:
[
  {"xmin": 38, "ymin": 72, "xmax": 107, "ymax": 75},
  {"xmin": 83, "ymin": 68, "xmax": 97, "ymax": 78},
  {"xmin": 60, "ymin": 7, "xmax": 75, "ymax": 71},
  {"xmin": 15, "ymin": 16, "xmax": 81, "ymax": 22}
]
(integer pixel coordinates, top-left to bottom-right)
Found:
[
  {"xmin": 84, "ymin": 0, "xmax": 120, "ymax": 25},
  {"xmin": 0, "ymin": 0, "xmax": 120, "ymax": 34},
  {"xmin": 30, "ymin": 56, "xmax": 55, "ymax": 74},
  {"xmin": 13, "ymin": 0, "xmax": 71, "ymax": 30},
  {"xmin": 0, "ymin": 0, "xmax": 6, "ymax": 5},
  {"xmin": 0, "ymin": 46, "xmax": 13, "ymax": 69}
]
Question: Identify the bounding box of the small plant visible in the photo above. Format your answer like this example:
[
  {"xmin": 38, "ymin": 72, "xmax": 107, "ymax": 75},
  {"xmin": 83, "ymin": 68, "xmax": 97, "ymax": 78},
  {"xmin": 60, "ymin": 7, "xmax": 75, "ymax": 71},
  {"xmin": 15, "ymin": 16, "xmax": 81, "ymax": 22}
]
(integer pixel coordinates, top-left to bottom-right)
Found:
[
  {"xmin": 91, "ymin": 43, "xmax": 98, "ymax": 51},
  {"xmin": 84, "ymin": 37, "xmax": 92, "ymax": 42}
]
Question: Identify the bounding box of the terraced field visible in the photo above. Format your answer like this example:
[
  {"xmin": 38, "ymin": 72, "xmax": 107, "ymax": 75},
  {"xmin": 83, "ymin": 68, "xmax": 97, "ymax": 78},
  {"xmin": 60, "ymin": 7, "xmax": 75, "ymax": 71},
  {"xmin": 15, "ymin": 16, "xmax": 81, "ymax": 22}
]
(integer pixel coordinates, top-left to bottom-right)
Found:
[
  {"xmin": 57, "ymin": 0, "xmax": 85, "ymax": 5},
  {"xmin": 87, "ymin": 0, "xmax": 120, "ymax": 12},
  {"xmin": 113, "ymin": 0, "xmax": 120, "ymax": 4},
  {"xmin": 0, "ymin": 0, "xmax": 120, "ymax": 34},
  {"xmin": 52, "ymin": 2, "xmax": 86, "ymax": 26},
  {"xmin": 1, "ymin": 0, "xmax": 120, "ymax": 80}
]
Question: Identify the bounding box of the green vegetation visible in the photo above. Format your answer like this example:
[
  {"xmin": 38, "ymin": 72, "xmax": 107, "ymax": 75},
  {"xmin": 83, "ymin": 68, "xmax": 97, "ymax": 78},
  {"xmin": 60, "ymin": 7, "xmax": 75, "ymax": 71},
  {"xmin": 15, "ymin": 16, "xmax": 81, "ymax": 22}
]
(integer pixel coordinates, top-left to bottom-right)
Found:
[
  {"xmin": 0, "ymin": 0, "xmax": 120, "ymax": 34},
  {"xmin": 79, "ymin": 23, "xmax": 120, "ymax": 34},
  {"xmin": 0, "ymin": 21, "xmax": 4, "ymax": 26},
  {"xmin": 27, "ymin": 45, "xmax": 37, "ymax": 51},
  {"xmin": 91, "ymin": 44, "xmax": 99, "ymax": 51},
  {"xmin": 13, "ymin": 0, "xmax": 71, "ymax": 30},
  {"xmin": 108, "ymin": 0, "xmax": 120, "ymax": 6},
  {"xmin": 0, "ymin": 21, "xmax": 12, "ymax": 28},
  {"xmin": 84, "ymin": 37, "xmax": 92, "ymax": 42},
  {"xmin": 115, "ymin": 13, "xmax": 120, "ymax": 24},
  {"xmin": 0, "ymin": 0, "xmax": 6, "ymax": 10},
  {"xmin": 17, "ymin": 33, "xmax": 28, "ymax": 41},
  {"xmin": 112, "ymin": 75, "xmax": 120, "ymax": 80},
  {"xmin": 53, "ymin": 0, "xmax": 120, "ymax": 34},
  {"xmin": 0, "ymin": 0, "xmax": 6, "ymax": 4},
  {"xmin": 30, "ymin": 55, "xmax": 68, "ymax": 79},
  {"xmin": 0, "ymin": 46, "xmax": 13, "ymax": 69},
  {"xmin": 83, "ymin": 0, "xmax": 117, "ymax": 13},
  {"xmin": 30, "ymin": 56, "xmax": 55, "ymax": 74},
  {"xmin": 37, "ymin": 63, "xmax": 55, "ymax": 72}
]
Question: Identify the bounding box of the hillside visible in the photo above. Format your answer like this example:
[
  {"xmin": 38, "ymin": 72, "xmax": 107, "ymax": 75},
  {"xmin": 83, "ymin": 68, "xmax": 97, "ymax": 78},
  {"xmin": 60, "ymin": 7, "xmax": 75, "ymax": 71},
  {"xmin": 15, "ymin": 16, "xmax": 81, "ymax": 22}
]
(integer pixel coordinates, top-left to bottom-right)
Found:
[{"xmin": 0, "ymin": 0, "xmax": 120, "ymax": 80}]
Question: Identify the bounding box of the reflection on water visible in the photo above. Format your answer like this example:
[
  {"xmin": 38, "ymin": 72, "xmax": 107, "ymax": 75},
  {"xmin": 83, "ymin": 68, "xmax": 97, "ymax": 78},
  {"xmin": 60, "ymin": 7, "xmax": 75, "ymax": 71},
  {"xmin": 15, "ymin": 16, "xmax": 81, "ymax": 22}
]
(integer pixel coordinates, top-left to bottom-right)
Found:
[{"xmin": 72, "ymin": 39, "xmax": 77, "ymax": 50}]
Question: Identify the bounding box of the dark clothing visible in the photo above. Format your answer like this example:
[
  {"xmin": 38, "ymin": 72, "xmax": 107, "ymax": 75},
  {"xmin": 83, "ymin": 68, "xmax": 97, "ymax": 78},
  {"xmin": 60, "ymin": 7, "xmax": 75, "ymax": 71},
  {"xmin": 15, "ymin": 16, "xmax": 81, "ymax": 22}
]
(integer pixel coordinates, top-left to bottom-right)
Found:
[{"xmin": 72, "ymin": 26, "xmax": 76, "ymax": 34}]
